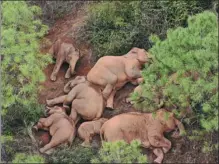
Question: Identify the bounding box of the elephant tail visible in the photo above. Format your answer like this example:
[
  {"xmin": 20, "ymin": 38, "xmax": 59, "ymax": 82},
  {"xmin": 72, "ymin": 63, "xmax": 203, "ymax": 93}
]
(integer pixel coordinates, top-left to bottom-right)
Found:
[
  {"xmin": 100, "ymin": 127, "xmax": 105, "ymax": 142},
  {"xmin": 68, "ymin": 127, "xmax": 76, "ymax": 147}
]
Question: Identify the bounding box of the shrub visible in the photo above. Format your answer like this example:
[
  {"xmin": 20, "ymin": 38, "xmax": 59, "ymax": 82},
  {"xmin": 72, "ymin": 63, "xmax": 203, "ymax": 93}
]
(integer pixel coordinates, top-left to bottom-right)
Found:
[
  {"xmin": 91, "ymin": 140, "xmax": 147, "ymax": 163},
  {"xmin": 131, "ymin": 11, "xmax": 218, "ymax": 150},
  {"xmin": 1, "ymin": 1, "xmax": 52, "ymax": 133},
  {"xmin": 28, "ymin": 1, "xmax": 87, "ymax": 26},
  {"xmin": 12, "ymin": 153, "xmax": 45, "ymax": 163},
  {"xmin": 80, "ymin": 0, "xmax": 212, "ymax": 58},
  {"xmin": 48, "ymin": 145, "xmax": 98, "ymax": 163}
]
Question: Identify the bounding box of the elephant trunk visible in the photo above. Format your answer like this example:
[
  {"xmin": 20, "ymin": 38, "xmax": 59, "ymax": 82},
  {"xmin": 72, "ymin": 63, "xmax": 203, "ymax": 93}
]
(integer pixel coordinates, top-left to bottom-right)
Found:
[
  {"xmin": 64, "ymin": 81, "xmax": 73, "ymax": 93},
  {"xmin": 69, "ymin": 55, "xmax": 79, "ymax": 75},
  {"xmin": 175, "ymin": 118, "xmax": 186, "ymax": 136}
]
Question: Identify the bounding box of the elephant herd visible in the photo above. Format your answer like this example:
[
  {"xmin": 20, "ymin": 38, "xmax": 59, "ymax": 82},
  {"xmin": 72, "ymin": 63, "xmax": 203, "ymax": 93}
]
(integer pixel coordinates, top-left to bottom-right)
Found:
[{"xmin": 33, "ymin": 39, "xmax": 185, "ymax": 163}]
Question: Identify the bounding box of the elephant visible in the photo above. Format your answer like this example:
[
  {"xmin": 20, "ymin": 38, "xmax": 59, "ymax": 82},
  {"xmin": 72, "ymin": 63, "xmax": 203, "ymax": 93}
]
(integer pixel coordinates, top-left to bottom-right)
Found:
[
  {"xmin": 78, "ymin": 118, "xmax": 108, "ymax": 147},
  {"xmin": 46, "ymin": 76, "xmax": 106, "ymax": 122},
  {"xmin": 100, "ymin": 109, "xmax": 185, "ymax": 163},
  {"xmin": 33, "ymin": 106, "xmax": 76, "ymax": 154},
  {"xmin": 86, "ymin": 47, "xmax": 152, "ymax": 108},
  {"xmin": 48, "ymin": 38, "xmax": 82, "ymax": 81}
]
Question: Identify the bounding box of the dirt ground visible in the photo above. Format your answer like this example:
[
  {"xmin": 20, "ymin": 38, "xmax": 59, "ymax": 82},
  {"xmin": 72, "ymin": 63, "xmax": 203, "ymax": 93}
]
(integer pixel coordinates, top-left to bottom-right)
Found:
[{"xmin": 35, "ymin": 5, "xmax": 218, "ymax": 164}]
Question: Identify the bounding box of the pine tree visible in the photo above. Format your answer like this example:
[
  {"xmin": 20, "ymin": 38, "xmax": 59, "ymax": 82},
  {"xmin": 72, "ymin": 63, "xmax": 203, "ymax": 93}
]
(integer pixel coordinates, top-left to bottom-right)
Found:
[
  {"xmin": 131, "ymin": 11, "xmax": 218, "ymax": 151},
  {"xmin": 1, "ymin": 1, "xmax": 52, "ymax": 129}
]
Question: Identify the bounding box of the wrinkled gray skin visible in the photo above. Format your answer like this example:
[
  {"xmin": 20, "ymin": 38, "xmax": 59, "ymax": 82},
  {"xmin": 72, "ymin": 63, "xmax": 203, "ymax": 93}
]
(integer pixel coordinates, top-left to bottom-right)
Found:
[
  {"xmin": 46, "ymin": 76, "xmax": 105, "ymax": 122},
  {"xmin": 49, "ymin": 39, "xmax": 81, "ymax": 81},
  {"xmin": 87, "ymin": 47, "xmax": 152, "ymax": 108}
]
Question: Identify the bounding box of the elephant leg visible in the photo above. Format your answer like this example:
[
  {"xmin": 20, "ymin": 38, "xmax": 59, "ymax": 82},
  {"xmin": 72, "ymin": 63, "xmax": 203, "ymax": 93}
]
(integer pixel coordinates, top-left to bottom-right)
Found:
[
  {"xmin": 162, "ymin": 137, "xmax": 172, "ymax": 153},
  {"xmin": 46, "ymin": 95, "xmax": 67, "ymax": 106},
  {"xmin": 39, "ymin": 130, "xmax": 68, "ymax": 154},
  {"xmin": 65, "ymin": 67, "xmax": 71, "ymax": 79},
  {"xmin": 106, "ymin": 89, "xmax": 117, "ymax": 108},
  {"xmin": 50, "ymin": 55, "xmax": 64, "ymax": 81},
  {"xmin": 102, "ymin": 74, "xmax": 117, "ymax": 100},
  {"xmin": 148, "ymin": 135, "xmax": 172, "ymax": 153},
  {"xmin": 153, "ymin": 148, "xmax": 164, "ymax": 164},
  {"xmin": 102, "ymin": 84, "xmax": 114, "ymax": 100},
  {"xmin": 70, "ymin": 107, "xmax": 78, "ymax": 122},
  {"xmin": 63, "ymin": 89, "xmax": 77, "ymax": 108}
]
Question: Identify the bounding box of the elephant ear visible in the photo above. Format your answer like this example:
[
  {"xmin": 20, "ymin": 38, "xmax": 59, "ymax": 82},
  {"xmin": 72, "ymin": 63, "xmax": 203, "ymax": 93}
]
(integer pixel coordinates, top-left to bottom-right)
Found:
[
  {"xmin": 137, "ymin": 49, "xmax": 149, "ymax": 63},
  {"xmin": 124, "ymin": 47, "xmax": 139, "ymax": 58},
  {"xmin": 129, "ymin": 47, "xmax": 139, "ymax": 53}
]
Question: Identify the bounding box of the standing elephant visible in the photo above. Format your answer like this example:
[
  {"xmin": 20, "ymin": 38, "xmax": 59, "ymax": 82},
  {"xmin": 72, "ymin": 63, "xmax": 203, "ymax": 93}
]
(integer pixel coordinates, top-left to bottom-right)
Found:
[
  {"xmin": 46, "ymin": 76, "xmax": 106, "ymax": 122},
  {"xmin": 49, "ymin": 38, "xmax": 82, "ymax": 81},
  {"xmin": 87, "ymin": 47, "xmax": 152, "ymax": 108},
  {"xmin": 100, "ymin": 109, "xmax": 185, "ymax": 163}
]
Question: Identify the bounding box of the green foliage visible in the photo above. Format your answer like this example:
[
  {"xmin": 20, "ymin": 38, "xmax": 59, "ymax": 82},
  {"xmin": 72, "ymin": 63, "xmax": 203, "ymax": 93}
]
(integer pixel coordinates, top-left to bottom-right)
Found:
[
  {"xmin": 132, "ymin": 11, "xmax": 218, "ymax": 150},
  {"xmin": 12, "ymin": 153, "xmax": 45, "ymax": 163},
  {"xmin": 81, "ymin": 0, "xmax": 210, "ymax": 58},
  {"xmin": 91, "ymin": 140, "xmax": 147, "ymax": 163},
  {"xmin": 49, "ymin": 145, "xmax": 98, "ymax": 163},
  {"xmin": 1, "ymin": 1, "xmax": 52, "ymax": 131}
]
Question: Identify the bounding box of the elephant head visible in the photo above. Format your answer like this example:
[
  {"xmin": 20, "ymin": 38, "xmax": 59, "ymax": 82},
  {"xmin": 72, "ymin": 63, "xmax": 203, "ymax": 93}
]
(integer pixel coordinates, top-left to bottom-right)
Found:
[
  {"xmin": 125, "ymin": 47, "xmax": 153, "ymax": 65},
  {"xmin": 64, "ymin": 76, "xmax": 86, "ymax": 93},
  {"xmin": 155, "ymin": 109, "xmax": 186, "ymax": 136}
]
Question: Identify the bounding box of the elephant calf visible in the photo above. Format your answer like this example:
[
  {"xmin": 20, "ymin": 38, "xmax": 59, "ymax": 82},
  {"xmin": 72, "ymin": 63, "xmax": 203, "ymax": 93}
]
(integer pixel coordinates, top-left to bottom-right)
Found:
[
  {"xmin": 49, "ymin": 38, "xmax": 82, "ymax": 81},
  {"xmin": 100, "ymin": 109, "xmax": 185, "ymax": 163},
  {"xmin": 78, "ymin": 118, "xmax": 108, "ymax": 147},
  {"xmin": 33, "ymin": 106, "xmax": 76, "ymax": 154}
]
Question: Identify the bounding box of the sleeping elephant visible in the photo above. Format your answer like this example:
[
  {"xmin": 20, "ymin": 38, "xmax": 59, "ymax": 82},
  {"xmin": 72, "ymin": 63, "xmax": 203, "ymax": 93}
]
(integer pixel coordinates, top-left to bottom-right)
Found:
[
  {"xmin": 100, "ymin": 109, "xmax": 186, "ymax": 163},
  {"xmin": 49, "ymin": 38, "xmax": 82, "ymax": 81},
  {"xmin": 86, "ymin": 47, "xmax": 152, "ymax": 108},
  {"xmin": 33, "ymin": 106, "xmax": 76, "ymax": 154},
  {"xmin": 78, "ymin": 118, "xmax": 108, "ymax": 147},
  {"xmin": 46, "ymin": 76, "xmax": 106, "ymax": 122}
]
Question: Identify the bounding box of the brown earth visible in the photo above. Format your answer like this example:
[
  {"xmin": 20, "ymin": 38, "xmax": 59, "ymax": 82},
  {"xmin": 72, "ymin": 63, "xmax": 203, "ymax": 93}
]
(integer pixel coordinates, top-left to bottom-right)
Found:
[{"xmin": 36, "ymin": 5, "xmax": 218, "ymax": 164}]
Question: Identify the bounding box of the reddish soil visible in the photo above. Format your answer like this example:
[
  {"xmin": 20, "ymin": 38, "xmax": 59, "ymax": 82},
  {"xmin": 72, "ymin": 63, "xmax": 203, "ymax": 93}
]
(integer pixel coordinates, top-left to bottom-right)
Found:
[
  {"xmin": 38, "ymin": 6, "xmax": 92, "ymax": 104},
  {"xmin": 36, "ymin": 5, "xmax": 218, "ymax": 164}
]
